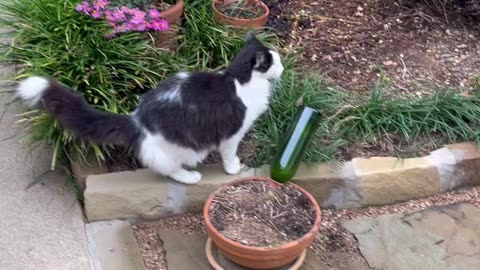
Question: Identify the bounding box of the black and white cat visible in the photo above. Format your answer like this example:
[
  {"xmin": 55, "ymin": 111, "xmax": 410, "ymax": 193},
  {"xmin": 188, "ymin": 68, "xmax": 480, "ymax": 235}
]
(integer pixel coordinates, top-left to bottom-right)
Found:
[{"xmin": 16, "ymin": 32, "xmax": 284, "ymax": 184}]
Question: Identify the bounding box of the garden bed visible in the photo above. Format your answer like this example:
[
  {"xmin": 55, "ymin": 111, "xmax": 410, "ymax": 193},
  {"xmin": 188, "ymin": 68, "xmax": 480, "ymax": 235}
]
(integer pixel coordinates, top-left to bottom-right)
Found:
[
  {"xmin": 90, "ymin": 0, "xmax": 480, "ymax": 171},
  {"xmin": 5, "ymin": 0, "xmax": 480, "ymax": 177},
  {"xmin": 264, "ymin": 0, "xmax": 480, "ymax": 94},
  {"xmin": 132, "ymin": 185, "xmax": 480, "ymax": 270}
]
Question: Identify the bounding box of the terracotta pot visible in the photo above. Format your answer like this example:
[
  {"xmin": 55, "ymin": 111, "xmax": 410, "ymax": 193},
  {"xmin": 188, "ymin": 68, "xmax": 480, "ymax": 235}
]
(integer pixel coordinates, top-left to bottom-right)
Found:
[
  {"xmin": 152, "ymin": 0, "xmax": 184, "ymax": 49},
  {"xmin": 211, "ymin": 0, "xmax": 269, "ymax": 29},
  {"xmin": 203, "ymin": 177, "xmax": 322, "ymax": 269},
  {"xmin": 158, "ymin": 0, "xmax": 184, "ymax": 23}
]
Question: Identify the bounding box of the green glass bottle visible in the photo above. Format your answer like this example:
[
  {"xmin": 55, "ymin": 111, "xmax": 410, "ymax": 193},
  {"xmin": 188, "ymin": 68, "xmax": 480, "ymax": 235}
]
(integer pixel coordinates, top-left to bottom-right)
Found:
[{"xmin": 270, "ymin": 106, "xmax": 320, "ymax": 183}]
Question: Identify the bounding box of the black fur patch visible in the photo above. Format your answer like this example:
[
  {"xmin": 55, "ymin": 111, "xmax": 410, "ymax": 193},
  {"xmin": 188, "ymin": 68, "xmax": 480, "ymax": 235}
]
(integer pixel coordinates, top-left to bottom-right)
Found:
[
  {"xmin": 135, "ymin": 72, "xmax": 246, "ymax": 150},
  {"xmin": 39, "ymin": 79, "xmax": 139, "ymax": 147}
]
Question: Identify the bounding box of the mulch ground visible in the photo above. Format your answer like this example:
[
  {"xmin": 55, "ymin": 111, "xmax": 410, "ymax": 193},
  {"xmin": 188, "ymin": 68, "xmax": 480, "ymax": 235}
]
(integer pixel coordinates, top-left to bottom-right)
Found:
[{"xmin": 265, "ymin": 0, "xmax": 480, "ymax": 94}]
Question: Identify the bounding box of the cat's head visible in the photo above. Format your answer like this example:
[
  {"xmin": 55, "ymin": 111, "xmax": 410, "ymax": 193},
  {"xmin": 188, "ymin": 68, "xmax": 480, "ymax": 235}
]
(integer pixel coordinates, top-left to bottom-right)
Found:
[{"xmin": 227, "ymin": 32, "xmax": 284, "ymax": 83}]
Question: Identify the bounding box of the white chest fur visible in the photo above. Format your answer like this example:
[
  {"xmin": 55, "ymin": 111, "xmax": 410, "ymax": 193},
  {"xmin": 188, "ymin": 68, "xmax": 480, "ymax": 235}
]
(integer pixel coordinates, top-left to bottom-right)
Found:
[{"xmin": 234, "ymin": 73, "xmax": 271, "ymax": 132}]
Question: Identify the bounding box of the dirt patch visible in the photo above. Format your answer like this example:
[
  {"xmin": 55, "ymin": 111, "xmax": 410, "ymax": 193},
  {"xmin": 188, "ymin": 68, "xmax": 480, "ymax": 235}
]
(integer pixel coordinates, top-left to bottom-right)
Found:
[
  {"xmin": 214, "ymin": 0, "xmax": 266, "ymax": 19},
  {"xmin": 208, "ymin": 180, "xmax": 316, "ymax": 247},
  {"xmin": 265, "ymin": 0, "xmax": 480, "ymax": 94},
  {"xmin": 336, "ymin": 132, "xmax": 446, "ymax": 161},
  {"xmin": 133, "ymin": 214, "xmax": 204, "ymax": 270}
]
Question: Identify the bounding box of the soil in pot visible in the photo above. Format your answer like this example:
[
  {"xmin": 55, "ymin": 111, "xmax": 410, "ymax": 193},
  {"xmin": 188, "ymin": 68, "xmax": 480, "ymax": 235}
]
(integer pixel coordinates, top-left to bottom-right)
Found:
[
  {"xmin": 214, "ymin": 0, "xmax": 266, "ymax": 19},
  {"xmin": 209, "ymin": 180, "xmax": 316, "ymax": 247}
]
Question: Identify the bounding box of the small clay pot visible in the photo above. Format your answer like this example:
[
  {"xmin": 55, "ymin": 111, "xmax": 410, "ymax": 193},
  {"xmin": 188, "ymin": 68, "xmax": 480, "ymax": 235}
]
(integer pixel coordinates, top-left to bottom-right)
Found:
[
  {"xmin": 158, "ymin": 0, "xmax": 184, "ymax": 23},
  {"xmin": 152, "ymin": 0, "xmax": 184, "ymax": 49},
  {"xmin": 203, "ymin": 177, "xmax": 322, "ymax": 270},
  {"xmin": 211, "ymin": 0, "xmax": 269, "ymax": 29}
]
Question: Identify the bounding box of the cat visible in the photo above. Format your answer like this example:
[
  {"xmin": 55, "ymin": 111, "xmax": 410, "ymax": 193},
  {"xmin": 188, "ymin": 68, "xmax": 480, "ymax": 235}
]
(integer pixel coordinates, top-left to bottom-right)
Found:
[{"xmin": 16, "ymin": 32, "xmax": 284, "ymax": 184}]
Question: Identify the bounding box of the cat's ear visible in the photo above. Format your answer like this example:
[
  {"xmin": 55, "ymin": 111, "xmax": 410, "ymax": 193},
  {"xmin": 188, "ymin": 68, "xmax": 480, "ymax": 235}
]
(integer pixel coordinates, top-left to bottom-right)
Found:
[
  {"xmin": 254, "ymin": 51, "xmax": 266, "ymax": 67},
  {"xmin": 246, "ymin": 31, "xmax": 258, "ymax": 43}
]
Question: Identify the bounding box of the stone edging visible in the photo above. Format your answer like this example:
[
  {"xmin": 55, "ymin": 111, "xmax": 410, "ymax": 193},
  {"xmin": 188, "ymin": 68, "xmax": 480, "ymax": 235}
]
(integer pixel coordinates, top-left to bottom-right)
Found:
[{"xmin": 80, "ymin": 142, "xmax": 480, "ymax": 222}]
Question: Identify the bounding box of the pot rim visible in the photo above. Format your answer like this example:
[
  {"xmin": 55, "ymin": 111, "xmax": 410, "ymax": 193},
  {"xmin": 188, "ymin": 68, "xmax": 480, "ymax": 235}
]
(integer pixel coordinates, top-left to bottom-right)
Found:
[
  {"xmin": 203, "ymin": 176, "xmax": 322, "ymax": 252},
  {"xmin": 159, "ymin": 0, "xmax": 184, "ymax": 17},
  {"xmin": 211, "ymin": 0, "xmax": 270, "ymax": 22}
]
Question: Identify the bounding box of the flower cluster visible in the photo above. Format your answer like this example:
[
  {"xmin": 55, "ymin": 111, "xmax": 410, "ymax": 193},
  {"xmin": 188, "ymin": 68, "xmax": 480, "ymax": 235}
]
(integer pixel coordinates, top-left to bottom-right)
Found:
[{"xmin": 75, "ymin": 0, "xmax": 169, "ymax": 37}]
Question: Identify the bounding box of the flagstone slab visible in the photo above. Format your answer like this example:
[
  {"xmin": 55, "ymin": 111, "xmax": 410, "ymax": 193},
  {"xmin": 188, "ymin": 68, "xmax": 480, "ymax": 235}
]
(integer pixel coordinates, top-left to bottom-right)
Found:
[{"xmin": 343, "ymin": 203, "xmax": 480, "ymax": 270}]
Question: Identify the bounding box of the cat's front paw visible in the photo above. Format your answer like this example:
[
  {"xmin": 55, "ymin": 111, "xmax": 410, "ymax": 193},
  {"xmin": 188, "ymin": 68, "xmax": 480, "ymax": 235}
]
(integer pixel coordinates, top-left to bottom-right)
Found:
[{"xmin": 223, "ymin": 156, "xmax": 242, "ymax": 175}]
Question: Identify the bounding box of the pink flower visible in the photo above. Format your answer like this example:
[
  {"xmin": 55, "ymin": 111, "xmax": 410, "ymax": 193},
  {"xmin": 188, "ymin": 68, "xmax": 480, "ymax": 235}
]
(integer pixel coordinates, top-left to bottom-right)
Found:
[
  {"xmin": 82, "ymin": 7, "xmax": 93, "ymax": 15},
  {"xmin": 131, "ymin": 8, "xmax": 146, "ymax": 19},
  {"xmin": 130, "ymin": 17, "xmax": 145, "ymax": 25},
  {"xmin": 91, "ymin": 10, "xmax": 102, "ymax": 18},
  {"xmin": 75, "ymin": 1, "xmax": 90, "ymax": 12},
  {"xmin": 134, "ymin": 22, "xmax": 147, "ymax": 31},
  {"xmin": 121, "ymin": 6, "xmax": 131, "ymax": 14},
  {"xmin": 121, "ymin": 22, "xmax": 134, "ymax": 31},
  {"xmin": 107, "ymin": 17, "xmax": 117, "ymax": 27},
  {"xmin": 112, "ymin": 8, "xmax": 126, "ymax": 21},
  {"xmin": 149, "ymin": 19, "xmax": 169, "ymax": 31},
  {"xmin": 93, "ymin": 0, "xmax": 109, "ymax": 10},
  {"xmin": 105, "ymin": 14, "xmax": 115, "ymax": 23},
  {"xmin": 148, "ymin": 9, "xmax": 160, "ymax": 19}
]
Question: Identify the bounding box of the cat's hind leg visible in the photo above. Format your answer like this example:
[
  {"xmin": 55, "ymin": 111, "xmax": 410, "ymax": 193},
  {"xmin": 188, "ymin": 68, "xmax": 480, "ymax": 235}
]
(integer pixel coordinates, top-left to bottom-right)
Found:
[
  {"xmin": 146, "ymin": 153, "xmax": 203, "ymax": 184},
  {"xmin": 138, "ymin": 135, "xmax": 203, "ymax": 184},
  {"xmin": 182, "ymin": 150, "xmax": 209, "ymax": 169}
]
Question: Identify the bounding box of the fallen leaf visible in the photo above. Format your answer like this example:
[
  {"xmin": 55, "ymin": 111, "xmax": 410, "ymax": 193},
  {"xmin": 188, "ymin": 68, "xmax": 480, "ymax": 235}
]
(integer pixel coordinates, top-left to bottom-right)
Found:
[
  {"xmin": 323, "ymin": 55, "xmax": 333, "ymax": 62},
  {"xmin": 295, "ymin": 96, "xmax": 304, "ymax": 107}
]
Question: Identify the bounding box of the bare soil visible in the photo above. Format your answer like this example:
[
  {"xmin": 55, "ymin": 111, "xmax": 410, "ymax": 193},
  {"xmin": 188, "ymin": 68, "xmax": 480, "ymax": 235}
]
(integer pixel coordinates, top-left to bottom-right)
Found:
[
  {"xmin": 336, "ymin": 132, "xmax": 446, "ymax": 161},
  {"xmin": 215, "ymin": 0, "xmax": 266, "ymax": 19},
  {"xmin": 265, "ymin": 0, "xmax": 480, "ymax": 94},
  {"xmin": 209, "ymin": 180, "xmax": 316, "ymax": 247}
]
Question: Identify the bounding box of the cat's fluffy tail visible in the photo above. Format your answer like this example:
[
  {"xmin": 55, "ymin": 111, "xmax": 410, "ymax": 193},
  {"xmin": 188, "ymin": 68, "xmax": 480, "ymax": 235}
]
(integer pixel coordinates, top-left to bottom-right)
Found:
[{"xmin": 17, "ymin": 76, "xmax": 139, "ymax": 146}]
